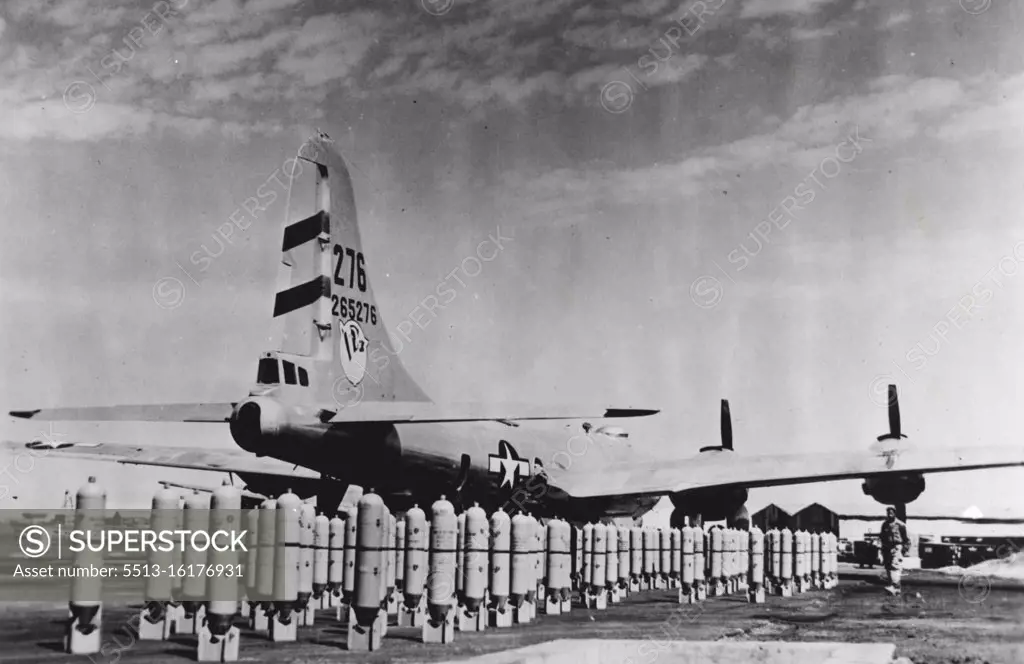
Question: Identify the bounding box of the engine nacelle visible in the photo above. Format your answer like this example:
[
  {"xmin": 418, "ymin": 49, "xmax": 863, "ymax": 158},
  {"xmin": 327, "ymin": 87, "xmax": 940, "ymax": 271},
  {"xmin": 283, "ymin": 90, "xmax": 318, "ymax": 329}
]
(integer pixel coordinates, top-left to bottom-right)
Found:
[
  {"xmin": 669, "ymin": 487, "xmax": 749, "ymax": 526},
  {"xmin": 861, "ymin": 474, "xmax": 925, "ymax": 506}
]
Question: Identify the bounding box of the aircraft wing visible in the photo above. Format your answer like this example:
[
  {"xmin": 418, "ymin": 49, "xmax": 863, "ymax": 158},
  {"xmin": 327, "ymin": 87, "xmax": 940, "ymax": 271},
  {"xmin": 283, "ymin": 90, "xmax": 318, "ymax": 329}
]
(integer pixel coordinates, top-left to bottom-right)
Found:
[
  {"xmin": 9, "ymin": 403, "xmax": 235, "ymax": 422},
  {"xmin": 0, "ymin": 439, "xmax": 319, "ymax": 478},
  {"xmin": 9, "ymin": 402, "xmax": 656, "ymax": 424},
  {"xmin": 157, "ymin": 480, "xmax": 270, "ymax": 502},
  {"xmin": 553, "ymin": 445, "xmax": 1024, "ymax": 498}
]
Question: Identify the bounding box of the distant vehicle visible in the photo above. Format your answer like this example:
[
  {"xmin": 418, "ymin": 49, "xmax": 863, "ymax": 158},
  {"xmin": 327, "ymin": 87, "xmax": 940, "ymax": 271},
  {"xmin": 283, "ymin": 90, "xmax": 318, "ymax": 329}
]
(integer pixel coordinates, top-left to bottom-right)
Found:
[
  {"xmin": 854, "ymin": 537, "xmax": 883, "ymax": 568},
  {"xmin": 838, "ymin": 538, "xmax": 855, "ymax": 562},
  {"xmin": 920, "ymin": 542, "xmax": 959, "ymax": 569}
]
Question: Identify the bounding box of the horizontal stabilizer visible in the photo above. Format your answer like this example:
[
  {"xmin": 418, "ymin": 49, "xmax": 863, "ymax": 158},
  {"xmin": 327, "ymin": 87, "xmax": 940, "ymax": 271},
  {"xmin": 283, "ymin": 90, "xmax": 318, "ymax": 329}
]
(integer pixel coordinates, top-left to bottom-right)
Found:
[
  {"xmin": 324, "ymin": 403, "xmax": 659, "ymax": 424},
  {"xmin": 9, "ymin": 403, "xmax": 236, "ymax": 422}
]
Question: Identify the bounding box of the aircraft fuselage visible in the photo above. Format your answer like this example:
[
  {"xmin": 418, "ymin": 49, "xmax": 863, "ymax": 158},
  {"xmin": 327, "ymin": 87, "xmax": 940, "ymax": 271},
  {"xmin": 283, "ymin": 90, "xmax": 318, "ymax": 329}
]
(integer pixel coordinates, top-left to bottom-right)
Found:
[{"xmin": 228, "ymin": 396, "xmax": 658, "ymax": 520}]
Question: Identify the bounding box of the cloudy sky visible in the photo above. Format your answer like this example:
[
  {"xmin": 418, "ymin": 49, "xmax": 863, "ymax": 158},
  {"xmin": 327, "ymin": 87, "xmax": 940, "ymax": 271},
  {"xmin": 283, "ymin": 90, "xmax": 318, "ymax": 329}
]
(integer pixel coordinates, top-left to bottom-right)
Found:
[{"xmin": 1, "ymin": 0, "xmax": 1023, "ymax": 519}]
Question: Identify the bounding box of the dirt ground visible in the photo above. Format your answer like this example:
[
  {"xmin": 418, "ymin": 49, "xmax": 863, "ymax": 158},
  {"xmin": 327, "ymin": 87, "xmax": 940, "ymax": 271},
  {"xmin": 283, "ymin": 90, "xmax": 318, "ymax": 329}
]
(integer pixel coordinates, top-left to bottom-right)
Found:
[{"xmin": 1, "ymin": 567, "xmax": 1021, "ymax": 663}]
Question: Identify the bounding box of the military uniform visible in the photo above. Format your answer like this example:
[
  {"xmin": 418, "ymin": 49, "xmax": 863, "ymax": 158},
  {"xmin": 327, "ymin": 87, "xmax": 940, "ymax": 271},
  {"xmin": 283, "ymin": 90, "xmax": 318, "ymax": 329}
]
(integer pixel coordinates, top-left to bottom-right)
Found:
[{"xmin": 879, "ymin": 516, "xmax": 910, "ymax": 593}]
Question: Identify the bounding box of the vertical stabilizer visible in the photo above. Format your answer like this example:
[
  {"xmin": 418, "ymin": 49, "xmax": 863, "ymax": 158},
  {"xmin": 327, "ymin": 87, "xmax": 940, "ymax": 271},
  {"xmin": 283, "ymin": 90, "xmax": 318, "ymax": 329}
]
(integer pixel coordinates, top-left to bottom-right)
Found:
[{"xmin": 270, "ymin": 132, "xmax": 430, "ymax": 407}]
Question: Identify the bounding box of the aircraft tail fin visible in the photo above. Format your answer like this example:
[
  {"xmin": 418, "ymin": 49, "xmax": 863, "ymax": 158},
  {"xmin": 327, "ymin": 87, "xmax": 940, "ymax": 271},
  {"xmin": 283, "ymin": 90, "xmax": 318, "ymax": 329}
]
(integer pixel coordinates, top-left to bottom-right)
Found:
[{"xmin": 271, "ymin": 131, "xmax": 430, "ymax": 406}]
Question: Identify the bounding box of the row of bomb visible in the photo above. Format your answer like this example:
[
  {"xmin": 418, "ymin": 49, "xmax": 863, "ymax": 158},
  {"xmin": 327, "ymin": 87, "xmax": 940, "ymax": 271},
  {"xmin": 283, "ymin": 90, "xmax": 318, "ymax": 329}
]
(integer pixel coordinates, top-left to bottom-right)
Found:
[
  {"xmin": 63, "ymin": 478, "xmax": 251, "ymax": 661},
  {"xmin": 61, "ymin": 477, "xmax": 840, "ymax": 660},
  {"xmin": 569, "ymin": 522, "xmax": 838, "ymax": 608}
]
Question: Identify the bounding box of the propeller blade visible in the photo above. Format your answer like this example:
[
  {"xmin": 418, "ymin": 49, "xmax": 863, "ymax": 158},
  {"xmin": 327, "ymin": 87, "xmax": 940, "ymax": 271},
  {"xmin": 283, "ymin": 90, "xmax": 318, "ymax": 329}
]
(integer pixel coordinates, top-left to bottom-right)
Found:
[
  {"xmin": 721, "ymin": 399, "xmax": 733, "ymax": 451},
  {"xmin": 887, "ymin": 384, "xmax": 901, "ymax": 438}
]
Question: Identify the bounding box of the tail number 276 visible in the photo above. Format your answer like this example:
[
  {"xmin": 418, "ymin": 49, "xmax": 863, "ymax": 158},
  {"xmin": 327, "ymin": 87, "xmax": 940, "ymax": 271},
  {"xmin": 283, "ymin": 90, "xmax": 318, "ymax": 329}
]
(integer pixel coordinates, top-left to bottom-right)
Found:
[{"xmin": 333, "ymin": 245, "xmax": 367, "ymax": 292}]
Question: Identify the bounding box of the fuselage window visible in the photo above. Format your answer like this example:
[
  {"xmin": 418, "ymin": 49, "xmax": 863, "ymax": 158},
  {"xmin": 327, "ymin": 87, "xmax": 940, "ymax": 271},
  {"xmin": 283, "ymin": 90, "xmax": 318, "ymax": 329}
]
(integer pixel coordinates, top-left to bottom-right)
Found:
[
  {"xmin": 282, "ymin": 360, "xmax": 297, "ymax": 385},
  {"xmin": 256, "ymin": 357, "xmax": 280, "ymax": 384},
  {"xmin": 297, "ymin": 367, "xmax": 309, "ymax": 386}
]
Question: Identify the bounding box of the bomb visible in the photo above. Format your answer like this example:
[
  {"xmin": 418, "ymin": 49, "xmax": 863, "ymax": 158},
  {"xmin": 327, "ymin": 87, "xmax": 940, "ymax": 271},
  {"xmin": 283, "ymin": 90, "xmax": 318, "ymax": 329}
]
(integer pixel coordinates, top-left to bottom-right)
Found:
[
  {"xmin": 739, "ymin": 527, "xmax": 750, "ymax": 591},
  {"xmin": 347, "ymin": 491, "xmax": 387, "ymax": 651},
  {"xmin": 343, "ymin": 504, "xmax": 358, "ymax": 606},
  {"xmin": 810, "ymin": 531, "xmax": 821, "ymax": 588},
  {"xmin": 723, "ymin": 528, "xmax": 735, "ymax": 594},
  {"xmin": 138, "ymin": 487, "xmax": 179, "ymax": 641},
  {"xmin": 606, "ymin": 524, "xmax": 620, "ymax": 603},
  {"xmin": 642, "ymin": 527, "xmax": 658, "ymax": 591},
  {"xmin": 181, "ymin": 491, "xmax": 211, "ymax": 633},
  {"xmin": 581, "ymin": 523, "xmax": 593, "ymax": 601},
  {"xmin": 694, "ymin": 525, "xmax": 706, "ymax": 600},
  {"xmin": 382, "ymin": 508, "xmax": 397, "ymax": 618},
  {"xmin": 251, "ymin": 499, "xmax": 276, "ymax": 631},
  {"xmin": 543, "ymin": 518, "xmax": 571, "ymax": 615},
  {"xmin": 488, "ymin": 508, "xmax": 513, "ymax": 625},
  {"xmin": 457, "ymin": 504, "xmax": 488, "ymax": 631},
  {"xmin": 455, "ymin": 511, "xmax": 466, "ymax": 600},
  {"xmin": 617, "ymin": 526, "xmax": 630, "ymax": 597},
  {"xmin": 509, "ymin": 513, "xmax": 534, "ymax": 623},
  {"xmin": 586, "ymin": 523, "xmax": 607, "ymax": 609},
  {"xmin": 313, "ymin": 514, "xmax": 330, "ymax": 608},
  {"xmin": 395, "ymin": 517, "xmax": 406, "ymax": 596},
  {"xmin": 533, "ymin": 521, "xmax": 546, "ymax": 603},
  {"xmin": 794, "ymin": 529, "xmax": 807, "ymax": 593},
  {"xmin": 197, "ymin": 481, "xmax": 242, "ymax": 662},
  {"xmin": 399, "ymin": 505, "xmax": 428, "ymax": 627},
  {"xmin": 670, "ymin": 527, "xmax": 682, "ymax": 591},
  {"xmin": 244, "ymin": 507, "xmax": 259, "ymax": 605},
  {"xmin": 660, "ymin": 528, "xmax": 672, "ymax": 589},
  {"xmin": 709, "ymin": 527, "xmax": 725, "ymax": 596},
  {"xmin": 779, "ymin": 528, "xmax": 793, "ymax": 597},
  {"xmin": 328, "ymin": 515, "xmax": 345, "ymax": 607},
  {"xmin": 423, "ymin": 496, "xmax": 457, "ymax": 644},
  {"xmin": 679, "ymin": 524, "xmax": 696, "ymax": 604},
  {"xmin": 748, "ymin": 526, "xmax": 765, "ymax": 603},
  {"xmin": 629, "ymin": 526, "xmax": 643, "ymax": 593},
  {"xmin": 270, "ymin": 490, "xmax": 301, "ymax": 641},
  {"xmin": 296, "ymin": 503, "xmax": 316, "ymax": 625},
  {"xmin": 768, "ymin": 528, "xmax": 781, "ymax": 594},
  {"xmin": 572, "ymin": 526, "xmax": 584, "ymax": 591},
  {"xmin": 65, "ymin": 476, "xmax": 106, "ymax": 655}
]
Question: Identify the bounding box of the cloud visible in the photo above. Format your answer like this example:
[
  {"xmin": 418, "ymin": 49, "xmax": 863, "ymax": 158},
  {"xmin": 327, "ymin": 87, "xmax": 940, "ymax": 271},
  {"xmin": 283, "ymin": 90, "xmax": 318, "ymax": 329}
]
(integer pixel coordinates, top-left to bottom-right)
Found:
[
  {"xmin": 246, "ymin": 0, "xmax": 304, "ymax": 12},
  {"xmin": 882, "ymin": 11, "xmax": 911, "ymax": 29},
  {"xmin": 0, "ymin": 0, "xmax": 735, "ymax": 142},
  {"xmin": 740, "ymin": 0, "xmax": 838, "ymax": 20},
  {"xmin": 742, "ymin": 23, "xmax": 788, "ymax": 51},
  {"xmin": 473, "ymin": 73, "xmax": 984, "ymax": 225},
  {"xmin": 0, "ymin": 96, "xmax": 286, "ymax": 143},
  {"xmin": 934, "ymin": 73, "xmax": 1024, "ymax": 145},
  {"xmin": 0, "ymin": 0, "xmax": 1002, "ymax": 148},
  {"xmin": 6, "ymin": 0, "xmax": 129, "ymax": 31},
  {"xmin": 791, "ymin": 25, "xmax": 840, "ymax": 41},
  {"xmin": 274, "ymin": 12, "xmax": 382, "ymax": 89},
  {"xmin": 189, "ymin": 28, "xmax": 293, "ymax": 77}
]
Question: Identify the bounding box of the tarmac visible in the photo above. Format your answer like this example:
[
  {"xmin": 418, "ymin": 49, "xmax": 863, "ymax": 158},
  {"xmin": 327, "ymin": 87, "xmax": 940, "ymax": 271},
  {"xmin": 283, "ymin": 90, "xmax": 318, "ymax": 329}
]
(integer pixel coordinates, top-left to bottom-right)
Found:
[{"xmin": 1, "ymin": 566, "xmax": 1021, "ymax": 664}]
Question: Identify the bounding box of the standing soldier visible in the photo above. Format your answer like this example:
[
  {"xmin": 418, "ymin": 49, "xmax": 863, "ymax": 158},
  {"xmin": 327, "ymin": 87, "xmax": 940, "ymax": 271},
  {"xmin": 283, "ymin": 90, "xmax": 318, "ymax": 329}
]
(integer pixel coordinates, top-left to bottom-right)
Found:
[{"xmin": 879, "ymin": 507, "xmax": 910, "ymax": 595}]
